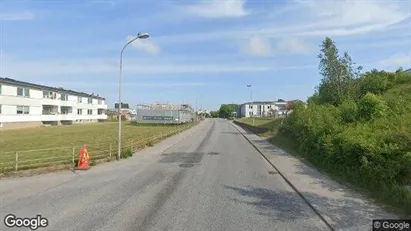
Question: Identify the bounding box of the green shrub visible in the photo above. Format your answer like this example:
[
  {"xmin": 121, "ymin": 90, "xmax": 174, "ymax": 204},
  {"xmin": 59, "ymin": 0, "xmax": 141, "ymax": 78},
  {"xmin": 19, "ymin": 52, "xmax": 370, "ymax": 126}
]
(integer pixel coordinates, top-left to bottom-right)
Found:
[
  {"xmin": 358, "ymin": 93, "xmax": 389, "ymax": 121},
  {"xmin": 339, "ymin": 99, "xmax": 358, "ymax": 123},
  {"xmin": 359, "ymin": 70, "xmax": 389, "ymax": 96},
  {"xmin": 121, "ymin": 148, "xmax": 133, "ymax": 159}
]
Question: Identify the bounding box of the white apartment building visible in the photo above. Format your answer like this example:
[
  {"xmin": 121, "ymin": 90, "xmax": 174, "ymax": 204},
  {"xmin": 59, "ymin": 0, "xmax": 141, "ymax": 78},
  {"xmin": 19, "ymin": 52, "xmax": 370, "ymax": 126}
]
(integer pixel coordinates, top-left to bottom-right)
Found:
[
  {"xmin": 0, "ymin": 77, "xmax": 108, "ymax": 130},
  {"xmin": 240, "ymin": 101, "xmax": 288, "ymax": 118}
]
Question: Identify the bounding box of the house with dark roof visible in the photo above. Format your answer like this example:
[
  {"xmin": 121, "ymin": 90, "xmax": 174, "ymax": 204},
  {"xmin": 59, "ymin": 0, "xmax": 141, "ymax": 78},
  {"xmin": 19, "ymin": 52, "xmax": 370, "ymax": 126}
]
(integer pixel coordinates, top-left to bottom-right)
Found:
[{"xmin": 0, "ymin": 77, "xmax": 108, "ymax": 130}]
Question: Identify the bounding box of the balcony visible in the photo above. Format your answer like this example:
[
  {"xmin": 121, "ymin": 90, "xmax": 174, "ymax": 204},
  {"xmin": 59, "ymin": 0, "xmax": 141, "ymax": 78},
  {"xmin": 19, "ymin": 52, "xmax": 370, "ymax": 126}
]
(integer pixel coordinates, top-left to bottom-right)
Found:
[{"xmin": 42, "ymin": 105, "xmax": 59, "ymax": 115}]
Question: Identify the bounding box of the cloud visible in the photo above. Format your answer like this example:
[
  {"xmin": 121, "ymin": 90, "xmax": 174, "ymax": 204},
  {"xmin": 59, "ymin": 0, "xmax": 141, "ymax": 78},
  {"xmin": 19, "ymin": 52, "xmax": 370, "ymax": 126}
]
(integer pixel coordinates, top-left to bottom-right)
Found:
[
  {"xmin": 378, "ymin": 53, "xmax": 411, "ymax": 69},
  {"xmin": 309, "ymin": 0, "xmax": 407, "ymax": 27},
  {"xmin": 276, "ymin": 37, "xmax": 314, "ymax": 54},
  {"xmin": 2, "ymin": 58, "xmax": 272, "ymax": 78},
  {"xmin": 156, "ymin": 0, "xmax": 409, "ymax": 46},
  {"xmin": 240, "ymin": 36, "xmax": 314, "ymax": 56},
  {"xmin": 2, "ymin": 57, "xmax": 318, "ymax": 79},
  {"xmin": 43, "ymin": 81, "xmax": 210, "ymax": 88},
  {"xmin": 185, "ymin": 0, "xmax": 249, "ymax": 18},
  {"xmin": 126, "ymin": 35, "xmax": 161, "ymax": 55},
  {"xmin": 241, "ymin": 35, "xmax": 272, "ymax": 56},
  {"xmin": 0, "ymin": 11, "xmax": 34, "ymax": 21}
]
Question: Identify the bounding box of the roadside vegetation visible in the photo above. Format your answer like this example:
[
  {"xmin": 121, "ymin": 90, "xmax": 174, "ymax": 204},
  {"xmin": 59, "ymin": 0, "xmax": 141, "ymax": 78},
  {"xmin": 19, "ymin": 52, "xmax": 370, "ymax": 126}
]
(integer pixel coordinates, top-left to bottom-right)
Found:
[
  {"xmin": 0, "ymin": 122, "xmax": 195, "ymax": 175},
  {"xmin": 235, "ymin": 37, "xmax": 411, "ymax": 216}
]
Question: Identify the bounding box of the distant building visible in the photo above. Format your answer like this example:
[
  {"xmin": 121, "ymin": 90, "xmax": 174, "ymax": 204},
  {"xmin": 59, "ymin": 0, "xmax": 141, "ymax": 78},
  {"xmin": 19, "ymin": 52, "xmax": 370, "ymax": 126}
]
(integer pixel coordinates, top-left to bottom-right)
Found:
[
  {"xmin": 134, "ymin": 103, "xmax": 195, "ymax": 124},
  {"xmin": 0, "ymin": 77, "xmax": 108, "ymax": 130},
  {"xmin": 114, "ymin": 103, "xmax": 129, "ymax": 109},
  {"xmin": 239, "ymin": 101, "xmax": 289, "ymax": 118}
]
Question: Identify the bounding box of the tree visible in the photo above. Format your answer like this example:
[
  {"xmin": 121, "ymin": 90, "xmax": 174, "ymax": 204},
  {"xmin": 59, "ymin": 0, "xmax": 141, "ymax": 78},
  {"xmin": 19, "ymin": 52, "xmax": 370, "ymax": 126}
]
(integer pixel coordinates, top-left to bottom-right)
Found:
[
  {"xmin": 219, "ymin": 104, "xmax": 234, "ymax": 118},
  {"xmin": 210, "ymin": 111, "xmax": 219, "ymax": 118},
  {"xmin": 359, "ymin": 69, "xmax": 389, "ymax": 96},
  {"xmin": 317, "ymin": 37, "xmax": 362, "ymax": 105}
]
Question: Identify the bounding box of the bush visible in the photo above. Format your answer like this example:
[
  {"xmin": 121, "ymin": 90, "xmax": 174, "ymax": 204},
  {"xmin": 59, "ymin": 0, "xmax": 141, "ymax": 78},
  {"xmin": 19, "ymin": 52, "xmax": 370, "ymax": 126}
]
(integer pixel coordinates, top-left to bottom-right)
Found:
[
  {"xmin": 358, "ymin": 93, "xmax": 389, "ymax": 122},
  {"xmin": 277, "ymin": 72, "xmax": 411, "ymax": 214},
  {"xmin": 121, "ymin": 148, "xmax": 133, "ymax": 159},
  {"xmin": 359, "ymin": 70, "xmax": 390, "ymax": 96},
  {"xmin": 339, "ymin": 99, "xmax": 358, "ymax": 123}
]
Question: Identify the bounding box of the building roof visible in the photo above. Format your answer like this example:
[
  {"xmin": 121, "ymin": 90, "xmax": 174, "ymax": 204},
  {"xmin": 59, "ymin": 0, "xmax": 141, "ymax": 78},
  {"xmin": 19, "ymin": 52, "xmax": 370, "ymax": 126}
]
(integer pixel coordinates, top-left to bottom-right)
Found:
[
  {"xmin": 404, "ymin": 68, "xmax": 411, "ymax": 74},
  {"xmin": 0, "ymin": 77, "xmax": 105, "ymax": 100}
]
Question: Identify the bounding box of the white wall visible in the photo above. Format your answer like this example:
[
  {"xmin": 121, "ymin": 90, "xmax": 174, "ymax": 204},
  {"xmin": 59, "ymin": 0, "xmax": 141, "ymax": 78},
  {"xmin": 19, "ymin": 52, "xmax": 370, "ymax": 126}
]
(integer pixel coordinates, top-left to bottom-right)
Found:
[
  {"xmin": 0, "ymin": 82, "xmax": 108, "ymax": 123},
  {"xmin": 0, "ymin": 114, "xmax": 108, "ymax": 122},
  {"xmin": 241, "ymin": 103, "xmax": 284, "ymax": 117}
]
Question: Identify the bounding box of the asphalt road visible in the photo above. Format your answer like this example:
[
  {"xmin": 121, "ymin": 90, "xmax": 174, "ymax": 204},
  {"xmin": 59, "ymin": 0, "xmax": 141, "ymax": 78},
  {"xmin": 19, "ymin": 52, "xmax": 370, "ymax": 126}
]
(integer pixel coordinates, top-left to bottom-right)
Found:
[{"xmin": 0, "ymin": 119, "xmax": 332, "ymax": 231}]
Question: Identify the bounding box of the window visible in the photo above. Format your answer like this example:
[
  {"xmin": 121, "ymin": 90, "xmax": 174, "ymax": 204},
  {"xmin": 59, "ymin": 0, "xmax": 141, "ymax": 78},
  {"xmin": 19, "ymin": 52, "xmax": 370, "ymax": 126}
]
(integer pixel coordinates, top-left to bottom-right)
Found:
[
  {"xmin": 77, "ymin": 96, "xmax": 82, "ymax": 103},
  {"xmin": 43, "ymin": 91, "xmax": 57, "ymax": 99},
  {"xmin": 87, "ymin": 109, "xmax": 93, "ymax": 115},
  {"xmin": 0, "ymin": 105, "xmax": 2, "ymax": 114},
  {"xmin": 60, "ymin": 94, "xmax": 68, "ymax": 101},
  {"xmin": 17, "ymin": 106, "xmax": 30, "ymax": 115},
  {"xmin": 77, "ymin": 109, "xmax": 82, "ymax": 115},
  {"xmin": 249, "ymin": 105, "xmax": 253, "ymax": 109},
  {"xmin": 17, "ymin": 87, "xmax": 30, "ymax": 97},
  {"xmin": 98, "ymin": 99, "xmax": 102, "ymax": 105},
  {"xmin": 0, "ymin": 85, "xmax": 2, "ymax": 94},
  {"xmin": 88, "ymin": 98, "xmax": 92, "ymax": 104}
]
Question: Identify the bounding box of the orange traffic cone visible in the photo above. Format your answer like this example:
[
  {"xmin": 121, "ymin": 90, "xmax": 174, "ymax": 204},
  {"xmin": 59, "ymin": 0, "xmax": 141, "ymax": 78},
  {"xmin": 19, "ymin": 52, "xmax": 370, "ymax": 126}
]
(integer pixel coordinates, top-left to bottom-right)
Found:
[{"xmin": 75, "ymin": 145, "xmax": 90, "ymax": 170}]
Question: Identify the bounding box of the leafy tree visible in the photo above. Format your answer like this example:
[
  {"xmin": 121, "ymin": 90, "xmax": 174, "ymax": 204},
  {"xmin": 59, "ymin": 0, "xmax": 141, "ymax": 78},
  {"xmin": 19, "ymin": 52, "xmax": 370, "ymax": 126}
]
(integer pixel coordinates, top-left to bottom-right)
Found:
[
  {"xmin": 210, "ymin": 111, "xmax": 219, "ymax": 118},
  {"xmin": 317, "ymin": 37, "xmax": 362, "ymax": 105},
  {"xmin": 359, "ymin": 69, "xmax": 389, "ymax": 96},
  {"xmin": 219, "ymin": 104, "xmax": 234, "ymax": 118},
  {"xmin": 358, "ymin": 93, "xmax": 389, "ymax": 121},
  {"xmin": 339, "ymin": 99, "xmax": 358, "ymax": 123}
]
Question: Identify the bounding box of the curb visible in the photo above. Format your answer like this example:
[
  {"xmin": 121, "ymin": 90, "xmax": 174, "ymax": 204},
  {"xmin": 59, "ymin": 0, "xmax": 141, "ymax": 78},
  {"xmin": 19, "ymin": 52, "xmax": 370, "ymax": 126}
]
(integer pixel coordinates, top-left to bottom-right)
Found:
[{"xmin": 229, "ymin": 121, "xmax": 335, "ymax": 231}]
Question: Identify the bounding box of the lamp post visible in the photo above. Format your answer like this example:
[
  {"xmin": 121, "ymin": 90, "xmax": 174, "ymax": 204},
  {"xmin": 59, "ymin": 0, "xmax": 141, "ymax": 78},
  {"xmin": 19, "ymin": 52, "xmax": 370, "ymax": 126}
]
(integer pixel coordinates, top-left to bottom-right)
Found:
[
  {"xmin": 195, "ymin": 93, "xmax": 203, "ymax": 120},
  {"xmin": 247, "ymin": 84, "xmax": 254, "ymax": 125},
  {"xmin": 117, "ymin": 32, "xmax": 150, "ymax": 161}
]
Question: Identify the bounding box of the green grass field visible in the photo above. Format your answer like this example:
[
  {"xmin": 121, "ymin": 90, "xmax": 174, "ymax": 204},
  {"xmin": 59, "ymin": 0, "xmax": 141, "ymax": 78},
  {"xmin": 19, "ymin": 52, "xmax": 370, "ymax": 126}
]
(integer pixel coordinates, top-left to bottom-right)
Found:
[
  {"xmin": 236, "ymin": 117, "xmax": 283, "ymax": 137},
  {"xmin": 0, "ymin": 122, "xmax": 194, "ymax": 172}
]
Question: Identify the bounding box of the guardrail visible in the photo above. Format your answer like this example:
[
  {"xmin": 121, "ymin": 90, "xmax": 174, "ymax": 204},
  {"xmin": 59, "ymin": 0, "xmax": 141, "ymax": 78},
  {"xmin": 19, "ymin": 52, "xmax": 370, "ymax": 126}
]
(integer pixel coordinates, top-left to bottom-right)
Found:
[{"xmin": 0, "ymin": 123, "xmax": 195, "ymax": 173}]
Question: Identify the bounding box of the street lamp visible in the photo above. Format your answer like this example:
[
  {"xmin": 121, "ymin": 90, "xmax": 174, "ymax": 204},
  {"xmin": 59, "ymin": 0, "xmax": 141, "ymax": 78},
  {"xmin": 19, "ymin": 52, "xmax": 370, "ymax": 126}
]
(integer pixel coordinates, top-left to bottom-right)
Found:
[
  {"xmin": 117, "ymin": 32, "xmax": 150, "ymax": 161},
  {"xmin": 195, "ymin": 93, "xmax": 204, "ymax": 118},
  {"xmin": 247, "ymin": 84, "xmax": 255, "ymax": 126}
]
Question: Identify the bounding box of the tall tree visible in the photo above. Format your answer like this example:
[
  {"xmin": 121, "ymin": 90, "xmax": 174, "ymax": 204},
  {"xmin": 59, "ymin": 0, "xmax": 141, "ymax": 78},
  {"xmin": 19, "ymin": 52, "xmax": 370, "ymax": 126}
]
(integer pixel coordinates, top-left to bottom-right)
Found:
[
  {"xmin": 219, "ymin": 104, "xmax": 234, "ymax": 118},
  {"xmin": 317, "ymin": 37, "xmax": 362, "ymax": 105}
]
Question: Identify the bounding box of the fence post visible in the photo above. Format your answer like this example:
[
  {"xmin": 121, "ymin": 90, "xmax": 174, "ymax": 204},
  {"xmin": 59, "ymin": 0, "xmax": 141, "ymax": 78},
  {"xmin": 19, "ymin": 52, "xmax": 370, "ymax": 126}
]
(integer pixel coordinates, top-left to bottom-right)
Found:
[
  {"xmin": 72, "ymin": 147, "xmax": 75, "ymax": 166},
  {"xmin": 15, "ymin": 152, "xmax": 18, "ymax": 171},
  {"xmin": 109, "ymin": 143, "xmax": 112, "ymax": 158}
]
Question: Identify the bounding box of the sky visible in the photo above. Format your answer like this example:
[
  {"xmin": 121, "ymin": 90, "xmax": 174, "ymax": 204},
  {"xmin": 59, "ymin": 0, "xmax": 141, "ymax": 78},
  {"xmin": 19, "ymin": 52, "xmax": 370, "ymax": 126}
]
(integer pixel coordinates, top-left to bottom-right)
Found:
[{"xmin": 0, "ymin": 0, "xmax": 410, "ymax": 110}]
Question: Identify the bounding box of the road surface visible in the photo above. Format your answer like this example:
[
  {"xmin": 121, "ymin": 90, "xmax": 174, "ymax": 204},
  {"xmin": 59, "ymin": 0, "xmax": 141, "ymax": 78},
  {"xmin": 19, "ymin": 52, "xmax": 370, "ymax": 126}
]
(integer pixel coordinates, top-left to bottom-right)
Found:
[{"xmin": 0, "ymin": 119, "xmax": 394, "ymax": 231}]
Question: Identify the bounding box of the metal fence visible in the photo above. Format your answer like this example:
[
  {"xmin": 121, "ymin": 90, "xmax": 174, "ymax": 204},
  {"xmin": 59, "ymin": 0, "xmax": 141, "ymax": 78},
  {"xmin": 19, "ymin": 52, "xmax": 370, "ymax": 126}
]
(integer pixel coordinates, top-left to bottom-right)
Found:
[{"xmin": 0, "ymin": 123, "xmax": 193, "ymax": 173}]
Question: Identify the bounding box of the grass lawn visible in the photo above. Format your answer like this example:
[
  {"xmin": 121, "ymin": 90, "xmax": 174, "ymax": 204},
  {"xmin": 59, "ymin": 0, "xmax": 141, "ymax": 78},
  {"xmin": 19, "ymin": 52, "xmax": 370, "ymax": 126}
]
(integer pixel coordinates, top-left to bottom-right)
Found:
[
  {"xmin": 0, "ymin": 122, "xmax": 193, "ymax": 172},
  {"xmin": 236, "ymin": 117, "xmax": 283, "ymax": 137}
]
